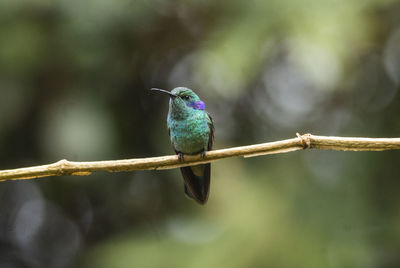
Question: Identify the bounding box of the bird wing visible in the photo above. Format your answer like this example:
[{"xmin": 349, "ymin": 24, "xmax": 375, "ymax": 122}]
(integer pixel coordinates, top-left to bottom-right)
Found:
[
  {"xmin": 206, "ymin": 112, "xmax": 214, "ymax": 151},
  {"xmin": 168, "ymin": 126, "xmax": 179, "ymax": 154},
  {"xmin": 169, "ymin": 122, "xmax": 211, "ymax": 205}
]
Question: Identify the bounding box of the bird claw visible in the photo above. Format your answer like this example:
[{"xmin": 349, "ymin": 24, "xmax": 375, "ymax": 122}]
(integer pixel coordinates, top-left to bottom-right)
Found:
[{"xmin": 178, "ymin": 151, "xmax": 206, "ymax": 162}]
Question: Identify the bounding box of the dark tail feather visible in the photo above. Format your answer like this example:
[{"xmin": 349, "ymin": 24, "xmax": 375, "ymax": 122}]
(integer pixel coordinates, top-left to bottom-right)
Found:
[{"xmin": 180, "ymin": 164, "xmax": 210, "ymax": 205}]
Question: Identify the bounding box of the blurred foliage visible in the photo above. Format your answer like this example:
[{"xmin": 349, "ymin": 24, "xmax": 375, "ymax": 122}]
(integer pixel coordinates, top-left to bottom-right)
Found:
[{"xmin": 1, "ymin": 0, "xmax": 400, "ymax": 267}]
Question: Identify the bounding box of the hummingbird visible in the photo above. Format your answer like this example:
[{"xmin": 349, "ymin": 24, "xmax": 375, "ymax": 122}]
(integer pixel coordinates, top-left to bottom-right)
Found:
[{"xmin": 151, "ymin": 87, "xmax": 214, "ymax": 205}]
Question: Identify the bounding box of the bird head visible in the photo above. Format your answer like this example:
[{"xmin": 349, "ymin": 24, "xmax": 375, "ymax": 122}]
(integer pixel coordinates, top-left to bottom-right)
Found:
[{"xmin": 151, "ymin": 87, "xmax": 205, "ymax": 118}]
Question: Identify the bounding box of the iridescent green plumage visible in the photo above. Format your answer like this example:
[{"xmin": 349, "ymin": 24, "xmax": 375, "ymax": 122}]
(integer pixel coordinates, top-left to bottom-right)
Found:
[{"xmin": 151, "ymin": 87, "xmax": 214, "ymax": 205}]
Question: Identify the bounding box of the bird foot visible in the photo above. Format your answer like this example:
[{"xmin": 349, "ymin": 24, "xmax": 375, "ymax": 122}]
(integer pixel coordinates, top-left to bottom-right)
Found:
[
  {"xmin": 178, "ymin": 153, "xmax": 184, "ymax": 162},
  {"xmin": 200, "ymin": 151, "xmax": 207, "ymax": 159}
]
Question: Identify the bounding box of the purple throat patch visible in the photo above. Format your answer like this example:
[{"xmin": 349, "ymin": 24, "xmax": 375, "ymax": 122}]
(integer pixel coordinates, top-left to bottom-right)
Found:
[{"xmin": 186, "ymin": 101, "xmax": 205, "ymax": 110}]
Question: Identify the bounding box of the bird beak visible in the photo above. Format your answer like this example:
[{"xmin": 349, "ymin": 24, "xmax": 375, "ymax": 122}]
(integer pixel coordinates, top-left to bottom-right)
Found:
[{"xmin": 150, "ymin": 88, "xmax": 177, "ymax": 98}]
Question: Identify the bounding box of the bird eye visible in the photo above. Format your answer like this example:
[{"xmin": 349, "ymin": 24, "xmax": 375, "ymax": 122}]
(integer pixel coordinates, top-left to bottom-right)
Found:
[{"xmin": 182, "ymin": 95, "xmax": 190, "ymax": 100}]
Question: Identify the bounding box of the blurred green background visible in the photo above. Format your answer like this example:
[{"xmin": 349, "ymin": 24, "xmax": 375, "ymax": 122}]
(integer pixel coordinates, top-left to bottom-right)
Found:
[{"xmin": 1, "ymin": 0, "xmax": 400, "ymax": 267}]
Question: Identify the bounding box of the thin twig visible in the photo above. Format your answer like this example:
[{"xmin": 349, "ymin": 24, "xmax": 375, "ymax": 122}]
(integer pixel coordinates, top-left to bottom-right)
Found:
[{"xmin": 1, "ymin": 133, "xmax": 400, "ymax": 181}]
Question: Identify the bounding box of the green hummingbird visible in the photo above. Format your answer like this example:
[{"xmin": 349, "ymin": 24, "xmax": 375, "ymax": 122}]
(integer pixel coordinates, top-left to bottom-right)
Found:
[{"xmin": 151, "ymin": 87, "xmax": 214, "ymax": 205}]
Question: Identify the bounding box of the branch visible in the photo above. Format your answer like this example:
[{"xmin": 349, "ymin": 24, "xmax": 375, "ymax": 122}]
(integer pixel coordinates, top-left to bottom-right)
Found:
[{"xmin": 1, "ymin": 133, "xmax": 400, "ymax": 182}]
